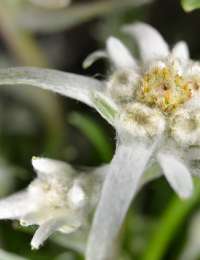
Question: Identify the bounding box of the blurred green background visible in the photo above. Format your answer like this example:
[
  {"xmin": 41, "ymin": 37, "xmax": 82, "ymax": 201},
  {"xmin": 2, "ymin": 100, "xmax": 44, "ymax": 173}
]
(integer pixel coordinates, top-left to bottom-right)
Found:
[{"xmin": 0, "ymin": 0, "xmax": 200, "ymax": 259}]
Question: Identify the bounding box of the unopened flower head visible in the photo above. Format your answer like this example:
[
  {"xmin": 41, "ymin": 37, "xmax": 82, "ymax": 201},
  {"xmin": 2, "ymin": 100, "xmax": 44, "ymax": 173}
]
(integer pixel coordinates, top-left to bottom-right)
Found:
[
  {"xmin": 107, "ymin": 69, "xmax": 139, "ymax": 103},
  {"xmin": 118, "ymin": 102, "xmax": 165, "ymax": 139},
  {"xmin": 170, "ymin": 107, "xmax": 200, "ymax": 146}
]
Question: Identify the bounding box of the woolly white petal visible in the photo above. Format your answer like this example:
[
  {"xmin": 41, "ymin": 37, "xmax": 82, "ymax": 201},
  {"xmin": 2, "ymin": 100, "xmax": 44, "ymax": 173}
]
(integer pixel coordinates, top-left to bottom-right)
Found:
[
  {"xmin": 83, "ymin": 50, "xmax": 108, "ymax": 69},
  {"xmin": 157, "ymin": 152, "xmax": 193, "ymax": 199},
  {"xmin": 20, "ymin": 211, "xmax": 42, "ymax": 227},
  {"xmin": 172, "ymin": 41, "xmax": 189, "ymax": 61},
  {"xmin": 123, "ymin": 22, "xmax": 169, "ymax": 62},
  {"xmin": 31, "ymin": 218, "xmax": 66, "ymax": 249},
  {"xmin": 106, "ymin": 37, "xmax": 137, "ymax": 69},
  {"xmin": 86, "ymin": 140, "xmax": 156, "ymax": 260},
  {"xmin": 0, "ymin": 191, "xmax": 32, "ymax": 219},
  {"xmin": 32, "ymin": 157, "xmax": 75, "ymax": 179},
  {"xmin": 0, "ymin": 67, "xmax": 103, "ymax": 107}
]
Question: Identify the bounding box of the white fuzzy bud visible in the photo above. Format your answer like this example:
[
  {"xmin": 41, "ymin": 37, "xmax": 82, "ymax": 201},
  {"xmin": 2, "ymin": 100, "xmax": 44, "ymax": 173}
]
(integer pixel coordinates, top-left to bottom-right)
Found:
[
  {"xmin": 170, "ymin": 108, "xmax": 200, "ymax": 146},
  {"xmin": 117, "ymin": 102, "xmax": 165, "ymax": 138},
  {"xmin": 107, "ymin": 69, "xmax": 139, "ymax": 103}
]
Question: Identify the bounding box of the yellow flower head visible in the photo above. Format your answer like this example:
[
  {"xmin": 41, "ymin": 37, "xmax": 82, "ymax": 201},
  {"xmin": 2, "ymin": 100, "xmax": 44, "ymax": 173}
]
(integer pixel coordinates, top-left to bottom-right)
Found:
[{"xmin": 136, "ymin": 62, "xmax": 192, "ymax": 114}]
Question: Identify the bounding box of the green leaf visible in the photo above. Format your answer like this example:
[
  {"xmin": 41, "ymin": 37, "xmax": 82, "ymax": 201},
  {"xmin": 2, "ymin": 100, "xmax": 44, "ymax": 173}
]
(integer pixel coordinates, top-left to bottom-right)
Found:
[
  {"xmin": 181, "ymin": 0, "xmax": 200, "ymax": 11},
  {"xmin": 69, "ymin": 112, "xmax": 113, "ymax": 162}
]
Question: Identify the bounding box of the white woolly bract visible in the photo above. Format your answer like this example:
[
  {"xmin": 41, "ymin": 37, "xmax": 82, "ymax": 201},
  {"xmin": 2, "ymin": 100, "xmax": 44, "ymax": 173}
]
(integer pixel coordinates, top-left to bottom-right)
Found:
[
  {"xmin": 157, "ymin": 151, "xmax": 193, "ymax": 198},
  {"xmin": 106, "ymin": 37, "xmax": 137, "ymax": 69}
]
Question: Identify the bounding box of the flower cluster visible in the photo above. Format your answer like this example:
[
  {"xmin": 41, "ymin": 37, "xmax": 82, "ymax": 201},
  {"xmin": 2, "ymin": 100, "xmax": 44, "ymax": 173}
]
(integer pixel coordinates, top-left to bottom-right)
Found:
[{"xmin": 0, "ymin": 22, "xmax": 200, "ymax": 260}]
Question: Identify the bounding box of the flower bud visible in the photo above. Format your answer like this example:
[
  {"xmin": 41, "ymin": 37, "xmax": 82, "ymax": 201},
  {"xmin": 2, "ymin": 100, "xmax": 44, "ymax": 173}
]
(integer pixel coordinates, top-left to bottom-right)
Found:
[
  {"xmin": 170, "ymin": 108, "xmax": 200, "ymax": 146},
  {"xmin": 117, "ymin": 102, "xmax": 165, "ymax": 138},
  {"xmin": 107, "ymin": 69, "xmax": 139, "ymax": 103}
]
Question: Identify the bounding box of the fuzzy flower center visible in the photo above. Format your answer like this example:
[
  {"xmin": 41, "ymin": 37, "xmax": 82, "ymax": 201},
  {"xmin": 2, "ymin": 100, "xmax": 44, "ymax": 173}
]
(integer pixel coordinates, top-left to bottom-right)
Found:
[
  {"xmin": 170, "ymin": 108, "xmax": 200, "ymax": 146},
  {"xmin": 119, "ymin": 103, "xmax": 165, "ymax": 138},
  {"xmin": 136, "ymin": 64, "xmax": 192, "ymax": 114}
]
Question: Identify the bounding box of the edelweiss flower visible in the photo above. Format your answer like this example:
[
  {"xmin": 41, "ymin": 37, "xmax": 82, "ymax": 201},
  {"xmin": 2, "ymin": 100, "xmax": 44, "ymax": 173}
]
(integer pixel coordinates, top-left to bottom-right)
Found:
[
  {"xmin": 0, "ymin": 157, "xmax": 104, "ymax": 249},
  {"xmin": 0, "ymin": 22, "xmax": 199, "ymax": 260}
]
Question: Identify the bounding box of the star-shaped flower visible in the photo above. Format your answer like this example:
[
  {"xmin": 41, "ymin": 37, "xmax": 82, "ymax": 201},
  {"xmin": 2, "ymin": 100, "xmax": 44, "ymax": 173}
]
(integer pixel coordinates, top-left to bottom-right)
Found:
[
  {"xmin": 0, "ymin": 157, "xmax": 104, "ymax": 249},
  {"xmin": 0, "ymin": 22, "xmax": 199, "ymax": 260}
]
